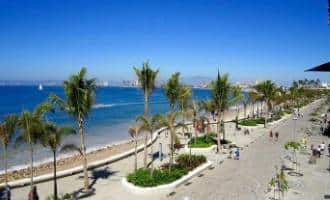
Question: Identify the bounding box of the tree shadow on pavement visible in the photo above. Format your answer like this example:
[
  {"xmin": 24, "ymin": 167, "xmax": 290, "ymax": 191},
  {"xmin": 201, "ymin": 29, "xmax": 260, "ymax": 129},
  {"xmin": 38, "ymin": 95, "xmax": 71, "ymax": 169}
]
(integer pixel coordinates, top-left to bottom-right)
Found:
[
  {"xmin": 72, "ymin": 167, "xmax": 118, "ymax": 199},
  {"xmin": 288, "ymin": 171, "xmax": 304, "ymax": 177},
  {"xmin": 90, "ymin": 167, "xmax": 118, "ymax": 188}
]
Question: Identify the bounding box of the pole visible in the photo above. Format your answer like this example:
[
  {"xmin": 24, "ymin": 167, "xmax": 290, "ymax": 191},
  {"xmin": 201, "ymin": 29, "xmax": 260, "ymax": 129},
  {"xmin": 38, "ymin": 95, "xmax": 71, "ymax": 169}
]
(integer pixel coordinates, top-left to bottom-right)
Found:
[
  {"xmin": 292, "ymin": 117, "xmax": 297, "ymax": 140},
  {"xmin": 328, "ymin": 144, "xmax": 330, "ymax": 172},
  {"xmin": 159, "ymin": 143, "xmax": 163, "ymax": 162}
]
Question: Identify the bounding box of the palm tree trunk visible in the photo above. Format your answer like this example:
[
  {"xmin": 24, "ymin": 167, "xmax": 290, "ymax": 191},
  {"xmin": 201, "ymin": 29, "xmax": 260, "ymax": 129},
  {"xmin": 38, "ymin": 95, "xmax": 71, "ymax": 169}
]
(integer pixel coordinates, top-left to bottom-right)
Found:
[
  {"xmin": 150, "ymin": 132, "xmax": 154, "ymax": 172},
  {"xmin": 256, "ymin": 103, "xmax": 259, "ymax": 118},
  {"xmin": 78, "ymin": 117, "xmax": 89, "ymax": 191},
  {"xmin": 216, "ymin": 113, "xmax": 221, "ymax": 153},
  {"xmin": 53, "ymin": 150, "xmax": 58, "ymax": 200},
  {"xmin": 169, "ymin": 129, "xmax": 174, "ymax": 169},
  {"xmin": 134, "ymin": 139, "xmax": 137, "ymax": 171},
  {"xmin": 29, "ymin": 143, "xmax": 34, "ymax": 191},
  {"xmin": 194, "ymin": 119, "xmax": 198, "ymax": 144},
  {"xmin": 143, "ymin": 94, "xmax": 149, "ymax": 168},
  {"xmin": 143, "ymin": 132, "xmax": 148, "ymax": 168},
  {"xmin": 3, "ymin": 146, "xmax": 8, "ymax": 185},
  {"xmin": 264, "ymin": 105, "xmax": 267, "ymax": 128},
  {"xmin": 144, "ymin": 93, "xmax": 149, "ymax": 116},
  {"xmin": 252, "ymin": 103, "xmax": 255, "ymax": 118}
]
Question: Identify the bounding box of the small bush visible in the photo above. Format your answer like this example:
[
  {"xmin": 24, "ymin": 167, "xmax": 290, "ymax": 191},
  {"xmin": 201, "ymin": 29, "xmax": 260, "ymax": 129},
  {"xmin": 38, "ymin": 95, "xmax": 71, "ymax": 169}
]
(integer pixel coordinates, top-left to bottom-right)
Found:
[
  {"xmin": 239, "ymin": 120, "xmax": 257, "ymax": 126},
  {"xmin": 188, "ymin": 134, "xmax": 216, "ymax": 148},
  {"xmin": 127, "ymin": 167, "xmax": 188, "ymax": 187},
  {"xmin": 188, "ymin": 133, "xmax": 231, "ymax": 148},
  {"xmin": 176, "ymin": 154, "xmax": 207, "ymax": 170},
  {"xmin": 239, "ymin": 118, "xmax": 264, "ymax": 126}
]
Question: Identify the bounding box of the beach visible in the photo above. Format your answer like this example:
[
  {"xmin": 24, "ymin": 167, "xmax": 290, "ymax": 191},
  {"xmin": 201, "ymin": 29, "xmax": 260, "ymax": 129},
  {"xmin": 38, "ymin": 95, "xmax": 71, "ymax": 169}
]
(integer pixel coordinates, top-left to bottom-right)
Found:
[
  {"xmin": 10, "ymin": 98, "xmax": 326, "ymax": 200},
  {"xmin": 0, "ymin": 101, "xmax": 258, "ymax": 184}
]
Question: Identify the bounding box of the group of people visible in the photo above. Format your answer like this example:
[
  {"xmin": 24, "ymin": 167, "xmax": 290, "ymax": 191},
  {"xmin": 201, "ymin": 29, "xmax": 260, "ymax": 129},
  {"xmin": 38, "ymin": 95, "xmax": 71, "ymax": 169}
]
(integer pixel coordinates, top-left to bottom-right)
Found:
[
  {"xmin": 311, "ymin": 141, "xmax": 327, "ymax": 158},
  {"xmin": 269, "ymin": 130, "xmax": 279, "ymax": 141},
  {"xmin": 0, "ymin": 185, "xmax": 39, "ymax": 200},
  {"xmin": 229, "ymin": 146, "xmax": 240, "ymax": 160}
]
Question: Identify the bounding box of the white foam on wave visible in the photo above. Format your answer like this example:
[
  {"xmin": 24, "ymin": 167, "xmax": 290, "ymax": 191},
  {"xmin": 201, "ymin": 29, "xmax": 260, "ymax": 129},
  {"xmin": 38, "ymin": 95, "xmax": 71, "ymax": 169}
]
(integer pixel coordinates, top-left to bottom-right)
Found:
[
  {"xmin": 92, "ymin": 101, "xmax": 167, "ymax": 109},
  {"xmin": 0, "ymin": 139, "xmax": 135, "ymax": 175},
  {"xmin": 92, "ymin": 103, "xmax": 115, "ymax": 109}
]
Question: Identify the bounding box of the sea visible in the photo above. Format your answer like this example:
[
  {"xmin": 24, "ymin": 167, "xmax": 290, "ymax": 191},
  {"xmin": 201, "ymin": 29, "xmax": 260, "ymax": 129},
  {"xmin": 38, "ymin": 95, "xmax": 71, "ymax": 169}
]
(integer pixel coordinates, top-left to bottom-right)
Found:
[{"xmin": 0, "ymin": 86, "xmax": 214, "ymax": 172}]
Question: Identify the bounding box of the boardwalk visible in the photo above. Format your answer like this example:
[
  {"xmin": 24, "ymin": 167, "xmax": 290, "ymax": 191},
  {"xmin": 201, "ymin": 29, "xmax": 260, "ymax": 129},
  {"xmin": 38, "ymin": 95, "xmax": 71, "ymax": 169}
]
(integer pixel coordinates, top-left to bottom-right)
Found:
[{"xmin": 167, "ymin": 101, "xmax": 330, "ymax": 200}]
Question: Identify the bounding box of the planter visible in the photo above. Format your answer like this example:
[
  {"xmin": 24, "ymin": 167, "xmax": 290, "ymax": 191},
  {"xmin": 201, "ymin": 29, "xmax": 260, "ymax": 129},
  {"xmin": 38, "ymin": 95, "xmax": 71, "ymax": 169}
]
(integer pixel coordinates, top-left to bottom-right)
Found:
[
  {"xmin": 184, "ymin": 145, "xmax": 217, "ymax": 153},
  {"xmin": 0, "ymin": 127, "xmax": 167, "ymax": 188},
  {"xmin": 121, "ymin": 161, "xmax": 213, "ymax": 195}
]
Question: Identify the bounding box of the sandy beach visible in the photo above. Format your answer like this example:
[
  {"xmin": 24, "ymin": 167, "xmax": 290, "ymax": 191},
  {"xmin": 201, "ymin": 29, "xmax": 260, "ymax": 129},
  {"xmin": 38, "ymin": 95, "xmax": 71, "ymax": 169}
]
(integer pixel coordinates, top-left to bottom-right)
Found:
[
  {"xmin": 0, "ymin": 102, "xmax": 260, "ymax": 184},
  {"xmin": 0, "ymin": 139, "xmax": 144, "ymax": 184}
]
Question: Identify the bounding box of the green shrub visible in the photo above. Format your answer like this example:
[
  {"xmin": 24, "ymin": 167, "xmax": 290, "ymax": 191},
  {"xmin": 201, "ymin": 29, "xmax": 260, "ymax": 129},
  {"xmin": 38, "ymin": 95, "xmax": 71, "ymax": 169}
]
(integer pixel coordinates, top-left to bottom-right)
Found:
[
  {"xmin": 188, "ymin": 134, "xmax": 216, "ymax": 148},
  {"xmin": 188, "ymin": 133, "xmax": 231, "ymax": 148},
  {"xmin": 176, "ymin": 154, "xmax": 207, "ymax": 170},
  {"xmin": 239, "ymin": 118, "xmax": 264, "ymax": 126},
  {"xmin": 127, "ymin": 167, "xmax": 188, "ymax": 187},
  {"xmin": 239, "ymin": 120, "xmax": 257, "ymax": 126}
]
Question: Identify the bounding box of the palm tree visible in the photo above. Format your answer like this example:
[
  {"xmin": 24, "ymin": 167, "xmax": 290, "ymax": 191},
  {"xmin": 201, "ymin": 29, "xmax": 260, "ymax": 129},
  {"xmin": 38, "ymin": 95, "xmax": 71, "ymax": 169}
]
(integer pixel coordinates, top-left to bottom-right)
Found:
[
  {"xmin": 210, "ymin": 71, "xmax": 231, "ymax": 152},
  {"xmin": 189, "ymin": 100, "xmax": 202, "ymax": 141},
  {"xmin": 39, "ymin": 123, "xmax": 76, "ymax": 200},
  {"xmin": 133, "ymin": 61, "xmax": 159, "ymax": 168},
  {"xmin": 201, "ymin": 100, "xmax": 216, "ymax": 121},
  {"xmin": 232, "ymin": 85, "xmax": 243, "ymax": 129},
  {"xmin": 16, "ymin": 103, "xmax": 52, "ymax": 190},
  {"xmin": 178, "ymin": 85, "xmax": 192, "ymax": 122},
  {"xmin": 248, "ymin": 91, "xmax": 259, "ymax": 118},
  {"xmin": 153, "ymin": 112, "xmax": 187, "ymax": 168},
  {"xmin": 164, "ymin": 72, "xmax": 181, "ymax": 111},
  {"xmin": 128, "ymin": 125, "xmax": 142, "ymax": 171},
  {"xmin": 49, "ymin": 68, "xmax": 96, "ymax": 191},
  {"xmin": 0, "ymin": 114, "xmax": 18, "ymax": 185},
  {"xmin": 136, "ymin": 115, "xmax": 158, "ymax": 172},
  {"xmin": 255, "ymin": 80, "xmax": 277, "ymax": 128}
]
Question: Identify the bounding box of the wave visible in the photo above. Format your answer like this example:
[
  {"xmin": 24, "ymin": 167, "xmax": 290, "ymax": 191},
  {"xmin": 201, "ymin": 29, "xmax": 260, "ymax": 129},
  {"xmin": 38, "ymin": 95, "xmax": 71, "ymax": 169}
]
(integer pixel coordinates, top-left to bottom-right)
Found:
[
  {"xmin": 92, "ymin": 104, "xmax": 115, "ymax": 109},
  {"xmin": 92, "ymin": 101, "xmax": 168, "ymax": 109}
]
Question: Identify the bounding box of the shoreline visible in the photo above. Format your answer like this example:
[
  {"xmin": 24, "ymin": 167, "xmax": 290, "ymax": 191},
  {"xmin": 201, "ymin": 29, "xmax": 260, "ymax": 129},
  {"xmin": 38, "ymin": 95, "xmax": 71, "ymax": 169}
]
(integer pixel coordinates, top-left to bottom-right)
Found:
[
  {"xmin": 0, "ymin": 103, "xmax": 260, "ymax": 184},
  {"xmin": 0, "ymin": 138, "xmax": 144, "ymax": 184}
]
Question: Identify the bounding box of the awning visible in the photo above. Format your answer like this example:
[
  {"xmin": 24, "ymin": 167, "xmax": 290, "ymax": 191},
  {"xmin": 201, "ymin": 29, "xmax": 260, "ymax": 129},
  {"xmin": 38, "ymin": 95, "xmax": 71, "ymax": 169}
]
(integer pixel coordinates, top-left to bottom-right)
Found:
[{"xmin": 305, "ymin": 62, "xmax": 330, "ymax": 72}]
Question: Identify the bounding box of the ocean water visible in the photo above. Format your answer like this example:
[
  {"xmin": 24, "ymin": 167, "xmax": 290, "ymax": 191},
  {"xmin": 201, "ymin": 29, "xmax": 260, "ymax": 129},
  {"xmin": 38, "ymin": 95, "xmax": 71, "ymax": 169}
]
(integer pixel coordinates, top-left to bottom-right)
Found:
[{"xmin": 0, "ymin": 86, "xmax": 212, "ymax": 171}]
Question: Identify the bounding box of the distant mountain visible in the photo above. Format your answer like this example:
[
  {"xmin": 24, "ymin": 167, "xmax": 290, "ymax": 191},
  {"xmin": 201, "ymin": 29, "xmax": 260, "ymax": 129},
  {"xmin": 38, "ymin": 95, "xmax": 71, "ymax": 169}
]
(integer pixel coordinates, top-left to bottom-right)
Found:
[
  {"xmin": 0, "ymin": 80, "xmax": 62, "ymax": 86},
  {"xmin": 181, "ymin": 75, "xmax": 213, "ymax": 86}
]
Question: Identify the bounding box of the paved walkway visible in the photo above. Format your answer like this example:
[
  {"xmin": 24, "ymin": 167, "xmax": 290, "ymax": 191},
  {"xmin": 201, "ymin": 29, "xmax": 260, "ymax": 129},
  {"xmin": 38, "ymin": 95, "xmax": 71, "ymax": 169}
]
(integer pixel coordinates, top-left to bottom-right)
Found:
[
  {"xmin": 12, "ymin": 101, "xmax": 329, "ymax": 199},
  {"xmin": 166, "ymin": 100, "xmax": 329, "ymax": 200}
]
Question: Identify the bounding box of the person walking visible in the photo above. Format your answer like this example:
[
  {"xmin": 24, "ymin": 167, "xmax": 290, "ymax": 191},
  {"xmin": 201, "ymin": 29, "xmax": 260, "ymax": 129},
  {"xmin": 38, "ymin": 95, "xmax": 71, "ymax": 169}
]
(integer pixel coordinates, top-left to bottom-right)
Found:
[
  {"xmin": 28, "ymin": 186, "xmax": 39, "ymax": 200},
  {"xmin": 269, "ymin": 130, "xmax": 273, "ymax": 141},
  {"xmin": 275, "ymin": 132, "xmax": 279, "ymax": 141}
]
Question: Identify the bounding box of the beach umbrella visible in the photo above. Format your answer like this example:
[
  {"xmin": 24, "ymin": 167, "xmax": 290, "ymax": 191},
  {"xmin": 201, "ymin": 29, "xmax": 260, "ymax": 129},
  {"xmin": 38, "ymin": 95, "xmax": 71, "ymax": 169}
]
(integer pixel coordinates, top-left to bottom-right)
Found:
[{"xmin": 305, "ymin": 62, "xmax": 330, "ymax": 72}]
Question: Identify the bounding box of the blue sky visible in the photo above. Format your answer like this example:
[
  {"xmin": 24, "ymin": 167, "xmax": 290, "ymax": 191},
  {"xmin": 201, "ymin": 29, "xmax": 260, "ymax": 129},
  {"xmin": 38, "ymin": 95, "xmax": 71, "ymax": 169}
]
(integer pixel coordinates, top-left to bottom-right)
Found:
[{"xmin": 0, "ymin": 0, "xmax": 330, "ymax": 84}]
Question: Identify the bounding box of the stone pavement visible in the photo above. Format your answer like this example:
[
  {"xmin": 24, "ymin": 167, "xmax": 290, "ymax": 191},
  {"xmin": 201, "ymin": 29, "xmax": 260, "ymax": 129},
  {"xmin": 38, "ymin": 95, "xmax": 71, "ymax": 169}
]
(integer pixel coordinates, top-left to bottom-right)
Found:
[
  {"xmin": 11, "ymin": 101, "xmax": 329, "ymax": 200},
  {"xmin": 166, "ymin": 100, "xmax": 329, "ymax": 200}
]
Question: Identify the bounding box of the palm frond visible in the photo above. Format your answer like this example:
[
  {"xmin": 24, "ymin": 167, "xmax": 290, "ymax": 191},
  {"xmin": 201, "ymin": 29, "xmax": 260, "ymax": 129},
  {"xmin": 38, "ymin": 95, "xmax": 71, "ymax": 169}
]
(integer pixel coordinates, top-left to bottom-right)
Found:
[{"xmin": 60, "ymin": 144, "xmax": 82, "ymax": 156}]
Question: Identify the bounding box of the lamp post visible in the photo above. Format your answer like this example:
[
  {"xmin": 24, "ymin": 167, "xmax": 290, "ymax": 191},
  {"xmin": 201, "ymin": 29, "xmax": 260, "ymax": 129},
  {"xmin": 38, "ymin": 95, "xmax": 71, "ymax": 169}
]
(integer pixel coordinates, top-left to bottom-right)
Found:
[
  {"xmin": 292, "ymin": 117, "xmax": 298, "ymax": 140},
  {"xmin": 328, "ymin": 144, "xmax": 330, "ymax": 173}
]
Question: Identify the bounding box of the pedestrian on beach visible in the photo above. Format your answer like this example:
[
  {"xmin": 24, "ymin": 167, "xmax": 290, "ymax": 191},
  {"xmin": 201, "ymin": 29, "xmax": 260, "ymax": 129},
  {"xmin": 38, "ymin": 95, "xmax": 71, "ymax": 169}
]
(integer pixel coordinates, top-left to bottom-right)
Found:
[
  {"xmin": 275, "ymin": 132, "xmax": 279, "ymax": 141},
  {"xmin": 269, "ymin": 130, "xmax": 273, "ymax": 140}
]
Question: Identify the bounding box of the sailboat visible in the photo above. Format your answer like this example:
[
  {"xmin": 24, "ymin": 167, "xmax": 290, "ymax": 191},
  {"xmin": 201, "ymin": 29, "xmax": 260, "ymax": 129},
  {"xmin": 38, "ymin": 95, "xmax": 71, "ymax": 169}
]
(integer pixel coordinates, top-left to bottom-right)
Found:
[{"xmin": 38, "ymin": 84, "xmax": 43, "ymax": 91}]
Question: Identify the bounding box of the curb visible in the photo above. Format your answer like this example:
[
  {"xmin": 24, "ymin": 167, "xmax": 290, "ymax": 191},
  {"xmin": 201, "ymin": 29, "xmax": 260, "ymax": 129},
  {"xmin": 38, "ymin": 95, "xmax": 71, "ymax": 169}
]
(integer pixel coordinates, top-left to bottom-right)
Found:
[
  {"xmin": 121, "ymin": 161, "xmax": 213, "ymax": 195},
  {"xmin": 0, "ymin": 127, "xmax": 167, "ymax": 188}
]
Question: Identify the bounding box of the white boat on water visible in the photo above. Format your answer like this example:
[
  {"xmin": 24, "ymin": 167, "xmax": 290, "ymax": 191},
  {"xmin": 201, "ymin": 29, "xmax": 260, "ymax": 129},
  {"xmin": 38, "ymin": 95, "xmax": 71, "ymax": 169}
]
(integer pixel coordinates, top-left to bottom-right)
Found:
[{"xmin": 38, "ymin": 84, "xmax": 43, "ymax": 91}]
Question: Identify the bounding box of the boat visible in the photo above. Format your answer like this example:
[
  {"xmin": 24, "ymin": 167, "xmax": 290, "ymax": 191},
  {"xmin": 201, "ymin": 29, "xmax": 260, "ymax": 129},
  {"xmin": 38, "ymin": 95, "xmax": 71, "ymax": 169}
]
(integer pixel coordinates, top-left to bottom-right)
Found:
[{"xmin": 38, "ymin": 84, "xmax": 43, "ymax": 91}]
